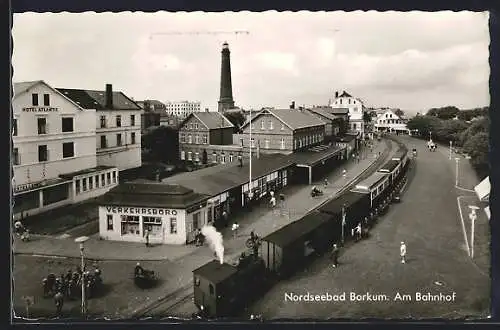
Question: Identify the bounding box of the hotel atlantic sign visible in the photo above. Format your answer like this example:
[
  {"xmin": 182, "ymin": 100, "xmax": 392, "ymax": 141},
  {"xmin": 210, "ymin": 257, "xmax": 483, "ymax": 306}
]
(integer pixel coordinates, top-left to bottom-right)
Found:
[{"xmin": 22, "ymin": 107, "xmax": 59, "ymax": 112}]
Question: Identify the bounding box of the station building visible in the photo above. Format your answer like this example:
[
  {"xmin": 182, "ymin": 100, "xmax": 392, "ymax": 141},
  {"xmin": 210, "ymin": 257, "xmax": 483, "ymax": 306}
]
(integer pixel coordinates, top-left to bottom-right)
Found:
[{"xmin": 12, "ymin": 80, "xmax": 119, "ymax": 220}]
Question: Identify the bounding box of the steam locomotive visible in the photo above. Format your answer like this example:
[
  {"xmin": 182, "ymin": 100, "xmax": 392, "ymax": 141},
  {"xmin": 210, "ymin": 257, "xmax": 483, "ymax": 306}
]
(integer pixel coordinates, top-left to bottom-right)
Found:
[{"xmin": 193, "ymin": 144, "xmax": 410, "ymax": 318}]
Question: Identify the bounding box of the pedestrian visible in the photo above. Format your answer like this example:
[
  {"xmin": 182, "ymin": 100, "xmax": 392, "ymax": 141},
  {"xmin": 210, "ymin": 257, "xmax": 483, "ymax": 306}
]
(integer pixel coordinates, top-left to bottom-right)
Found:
[
  {"xmin": 269, "ymin": 195, "xmax": 276, "ymax": 208},
  {"xmin": 144, "ymin": 228, "xmax": 150, "ymax": 247},
  {"xmin": 356, "ymin": 223, "xmax": 362, "ymax": 241},
  {"xmin": 400, "ymin": 241, "xmax": 407, "ymax": 264},
  {"xmin": 324, "ymin": 178, "xmax": 328, "ymax": 187},
  {"xmin": 54, "ymin": 291, "xmax": 64, "ymax": 316},
  {"xmin": 342, "ymin": 169, "xmax": 347, "ymax": 179},
  {"xmin": 231, "ymin": 222, "xmax": 239, "ymax": 238},
  {"xmin": 331, "ymin": 244, "xmax": 339, "ymax": 268}
]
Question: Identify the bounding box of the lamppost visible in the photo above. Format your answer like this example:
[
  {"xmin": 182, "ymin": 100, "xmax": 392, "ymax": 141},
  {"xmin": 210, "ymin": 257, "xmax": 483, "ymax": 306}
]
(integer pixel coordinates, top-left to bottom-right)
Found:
[
  {"xmin": 468, "ymin": 206, "xmax": 480, "ymax": 259},
  {"xmin": 454, "ymin": 157, "xmax": 460, "ymax": 187},
  {"xmin": 449, "ymin": 141, "xmax": 453, "ymax": 160},
  {"xmin": 75, "ymin": 236, "xmax": 89, "ymax": 317}
]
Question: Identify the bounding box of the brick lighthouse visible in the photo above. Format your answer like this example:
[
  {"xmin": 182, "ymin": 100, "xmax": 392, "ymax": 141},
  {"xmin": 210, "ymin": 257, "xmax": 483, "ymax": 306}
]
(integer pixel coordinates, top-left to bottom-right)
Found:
[{"xmin": 218, "ymin": 41, "xmax": 235, "ymax": 112}]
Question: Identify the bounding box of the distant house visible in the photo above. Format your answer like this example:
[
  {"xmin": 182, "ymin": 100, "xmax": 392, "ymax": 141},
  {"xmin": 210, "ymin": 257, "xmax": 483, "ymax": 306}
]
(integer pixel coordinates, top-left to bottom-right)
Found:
[
  {"xmin": 137, "ymin": 100, "xmax": 165, "ymax": 132},
  {"xmin": 178, "ymin": 112, "xmax": 241, "ymax": 165},
  {"xmin": 331, "ymin": 90, "xmax": 366, "ymax": 135},
  {"xmin": 374, "ymin": 109, "xmax": 409, "ymax": 134},
  {"xmin": 306, "ymin": 106, "xmax": 349, "ymax": 139},
  {"xmin": 232, "ymin": 108, "xmax": 326, "ymax": 155}
]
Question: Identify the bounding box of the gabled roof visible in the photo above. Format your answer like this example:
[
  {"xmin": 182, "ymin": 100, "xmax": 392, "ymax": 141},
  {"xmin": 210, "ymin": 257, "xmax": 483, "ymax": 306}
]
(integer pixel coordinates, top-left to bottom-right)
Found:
[
  {"xmin": 180, "ymin": 112, "xmax": 234, "ymax": 130},
  {"xmin": 339, "ymin": 91, "xmax": 352, "ymax": 98},
  {"xmin": 306, "ymin": 107, "xmax": 337, "ymax": 121},
  {"xmin": 474, "ymin": 176, "xmax": 490, "ymax": 202},
  {"xmin": 56, "ymin": 88, "xmax": 142, "ymax": 111},
  {"xmin": 13, "ymin": 80, "xmax": 86, "ymax": 110},
  {"xmin": 241, "ymin": 109, "xmax": 325, "ymax": 131},
  {"xmin": 13, "ymin": 81, "xmax": 41, "ymax": 97}
]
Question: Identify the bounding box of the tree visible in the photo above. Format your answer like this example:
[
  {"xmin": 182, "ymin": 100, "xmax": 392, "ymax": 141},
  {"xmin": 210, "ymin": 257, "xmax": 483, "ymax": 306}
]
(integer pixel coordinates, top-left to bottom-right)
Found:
[
  {"xmin": 141, "ymin": 126, "xmax": 179, "ymax": 163},
  {"xmin": 426, "ymin": 106, "xmax": 460, "ymax": 120},
  {"xmin": 458, "ymin": 117, "xmax": 489, "ymax": 147},
  {"xmin": 224, "ymin": 111, "xmax": 246, "ymax": 132},
  {"xmin": 363, "ymin": 111, "xmax": 372, "ymax": 123},
  {"xmin": 394, "ymin": 109, "xmax": 405, "ymax": 118},
  {"xmin": 433, "ymin": 119, "xmax": 468, "ymax": 143},
  {"xmin": 462, "ymin": 131, "xmax": 489, "ymax": 178}
]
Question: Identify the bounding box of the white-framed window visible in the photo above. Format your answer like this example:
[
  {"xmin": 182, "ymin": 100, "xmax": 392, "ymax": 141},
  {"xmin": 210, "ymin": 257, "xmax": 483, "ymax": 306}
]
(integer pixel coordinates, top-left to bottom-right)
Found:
[
  {"xmin": 265, "ymin": 139, "xmax": 270, "ymax": 149},
  {"xmin": 281, "ymin": 124, "xmax": 285, "ymax": 130},
  {"xmin": 269, "ymin": 120, "xmax": 273, "ymax": 129},
  {"xmin": 187, "ymin": 151, "xmax": 192, "ymax": 161},
  {"xmin": 202, "ymin": 135, "xmax": 208, "ymax": 144},
  {"xmin": 181, "ymin": 150, "xmax": 185, "ymax": 160},
  {"xmin": 212, "ymin": 153, "xmax": 218, "ymax": 163},
  {"xmin": 195, "ymin": 135, "xmax": 200, "ymax": 144},
  {"xmin": 195, "ymin": 152, "xmax": 199, "ymax": 161},
  {"xmin": 229, "ymin": 154, "xmax": 234, "ymax": 162},
  {"xmin": 188, "ymin": 135, "xmax": 192, "ymax": 143},
  {"xmin": 261, "ymin": 121, "xmax": 265, "ymax": 130},
  {"xmin": 280, "ymin": 138, "xmax": 285, "ymax": 150},
  {"xmin": 250, "ymin": 138, "xmax": 255, "ymax": 148},
  {"xmin": 221, "ymin": 155, "xmax": 226, "ymax": 164}
]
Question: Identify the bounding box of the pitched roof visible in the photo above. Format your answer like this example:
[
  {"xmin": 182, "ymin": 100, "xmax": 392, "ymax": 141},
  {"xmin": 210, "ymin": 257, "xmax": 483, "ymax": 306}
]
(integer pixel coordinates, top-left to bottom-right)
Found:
[
  {"xmin": 13, "ymin": 81, "xmax": 42, "ymax": 97},
  {"xmin": 56, "ymin": 88, "xmax": 142, "ymax": 110},
  {"xmin": 328, "ymin": 108, "xmax": 350, "ymax": 115},
  {"xmin": 287, "ymin": 144, "xmax": 345, "ymax": 166},
  {"xmin": 263, "ymin": 211, "xmax": 332, "ymax": 247},
  {"xmin": 187, "ymin": 112, "xmax": 234, "ymax": 129},
  {"xmin": 306, "ymin": 107, "xmax": 337, "ymax": 121},
  {"xmin": 98, "ymin": 182, "xmax": 208, "ymax": 209},
  {"xmin": 339, "ymin": 91, "xmax": 352, "ymax": 98},
  {"xmin": 162, "ymin": 153, "xmax": 295, "ymax": 196},
  {"xmin": 241, "ymin": 109, "xmax": 325, "ymax": 131}
]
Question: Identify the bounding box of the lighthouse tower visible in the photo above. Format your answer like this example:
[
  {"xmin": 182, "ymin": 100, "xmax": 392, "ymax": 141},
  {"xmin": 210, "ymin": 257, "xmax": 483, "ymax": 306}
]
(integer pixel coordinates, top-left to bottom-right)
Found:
[{"xmin": 218, "ymin": 41, "xmax": 235, "ymax": 112}]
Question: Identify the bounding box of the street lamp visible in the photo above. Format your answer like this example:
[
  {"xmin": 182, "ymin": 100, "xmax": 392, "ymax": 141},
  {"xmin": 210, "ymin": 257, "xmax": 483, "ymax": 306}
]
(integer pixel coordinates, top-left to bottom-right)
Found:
[
  {"xmin": 449, "ymin": 141, "xmax": 453, "ymax": 160},
  {"xmin": 468, "ymin": 206, "xmax": 480, "ymax": 259},
  {"xmin": 454, "ymin": 157, "xmax": 460, "ymax": 187},
  {"xmin": 75, "ymin": 236, "xmax": 89, "ymax": 317}
]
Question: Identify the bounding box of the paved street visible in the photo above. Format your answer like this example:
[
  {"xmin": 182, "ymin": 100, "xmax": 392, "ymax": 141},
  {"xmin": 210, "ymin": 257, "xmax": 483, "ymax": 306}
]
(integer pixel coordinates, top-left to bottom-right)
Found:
[
  {"xmin": 13, "ymin": 140, "xmax": 392, "ymax": 319},
  {"xmin": 242, "ymin": 135, "xmax": 490, "ymax": 320}
]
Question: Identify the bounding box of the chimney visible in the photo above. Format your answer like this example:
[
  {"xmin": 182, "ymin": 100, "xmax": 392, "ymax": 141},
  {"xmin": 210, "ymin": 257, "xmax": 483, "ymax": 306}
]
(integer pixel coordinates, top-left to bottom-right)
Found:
[
  {"xmin": 290, "ymin": 101, "xmax": 295, "ymax": 109},
  {"xmin": 105, "ymin": 84, "xmax": 113, "ymax": 109},
  {"xmin": 335, "ymin": 91, "xmax": 339, "ymax": 98}
]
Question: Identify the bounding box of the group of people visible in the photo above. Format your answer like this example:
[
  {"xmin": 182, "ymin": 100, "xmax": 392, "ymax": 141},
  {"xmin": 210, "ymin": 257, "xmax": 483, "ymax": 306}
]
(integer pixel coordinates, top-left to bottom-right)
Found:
[{"xmin": 44, "ymin": 265, "xmax": 102, "ymax": 315}]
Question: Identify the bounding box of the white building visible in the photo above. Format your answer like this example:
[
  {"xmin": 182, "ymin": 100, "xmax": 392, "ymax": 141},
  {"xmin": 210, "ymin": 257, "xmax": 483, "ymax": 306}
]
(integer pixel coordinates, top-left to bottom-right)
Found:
[
  {"xmin": 165, "ymin": 100, "xmax": 202, "ymax": 118},
  {"xmin": 474, "ymin": 176, "xmax": 490, "ymax": 220},
  {"xmin": 98, "ymin": 182, "xmax": 209, "ymax": 245},
  {"xmin": 374, "ymin": 109, "xmax": 409, "ymax": 134},
  {"xmin": 57, "ymin": 84, "xmax": 143, "ymax": 172},
  {"xmin": 12, "ymin": 80, "xmax": 119, "ymax": 219},
  {"xmin": 330, "ymin": 90, "xmax": 366, "ymax": 135}
]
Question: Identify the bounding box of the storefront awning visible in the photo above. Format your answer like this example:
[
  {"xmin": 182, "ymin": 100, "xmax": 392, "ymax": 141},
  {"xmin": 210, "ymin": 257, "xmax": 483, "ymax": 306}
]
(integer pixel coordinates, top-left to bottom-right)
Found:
[{"xmin": 474, "ymin": 176, "xmax": 490, "ymax": 202}]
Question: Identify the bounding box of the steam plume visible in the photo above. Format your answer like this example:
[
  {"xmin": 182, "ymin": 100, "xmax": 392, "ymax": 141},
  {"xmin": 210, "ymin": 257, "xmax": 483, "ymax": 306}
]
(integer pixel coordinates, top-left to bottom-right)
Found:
[{"xmin": 201, "ymin": 225, "xmax": 225, "ymax": 264}]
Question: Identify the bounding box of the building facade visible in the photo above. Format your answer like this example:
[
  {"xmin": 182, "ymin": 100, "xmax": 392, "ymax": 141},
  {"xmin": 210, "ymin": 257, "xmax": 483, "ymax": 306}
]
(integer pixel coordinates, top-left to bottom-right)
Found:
[
  {"xmin": 98, "ymin": 183, "xmax": 209, "ymax": 245},
  {"xmin": 165, "ymin": 100, "xmax": 202, "ymax": 118},
  {"xmin": 12, "ymin": 80, "xmax": 119, "ymax": 219},
  {"xmin": 374, "ymin": 109, "xmax": 409, "ymax": 133},
  {"xmin": 137, "ymin": 100, "xmax": 164, "ymax": 132},
  {"xmin": 331, "ymin": 90, "xmax": 366, "ymax": 135},
  {"xmin": 232, "ymin": 108, "xmax": 326, "ymax": 155},
  {"xmin": 305, "ymin": 107, "xmax": 346, "ymax": 139},
  {"xmin": 179, "ymin": 112, "xmax": 237, "ymax": 164},
  {"xmin": 57, "ymin": 84, "xmax": 143, "ymax": 172}
]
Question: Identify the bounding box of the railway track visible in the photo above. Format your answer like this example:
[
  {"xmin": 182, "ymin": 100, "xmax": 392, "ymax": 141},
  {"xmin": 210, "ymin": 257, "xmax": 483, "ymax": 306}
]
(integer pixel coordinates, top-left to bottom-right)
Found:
[{"xmin": 131, "ymin": 138, "xmax": 401, "ymax": 319}]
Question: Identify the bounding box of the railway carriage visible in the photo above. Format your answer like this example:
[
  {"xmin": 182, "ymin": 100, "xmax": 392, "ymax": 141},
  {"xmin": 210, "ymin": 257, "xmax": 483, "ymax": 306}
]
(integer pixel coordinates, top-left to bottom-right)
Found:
[
  {"xmin": 317, "ymin": 190, "xmax": 371, "ymax": 230},
  {"xmin": 350, "ymin": 172, "xmax": 391, "ymax": 209},
  {"xmin": 377, "ymin": 160, "xmax": 401, "ymax": 187},
  {"xmin": 392, "ymin": 146, "xmax": 409, "ymax": 170}
]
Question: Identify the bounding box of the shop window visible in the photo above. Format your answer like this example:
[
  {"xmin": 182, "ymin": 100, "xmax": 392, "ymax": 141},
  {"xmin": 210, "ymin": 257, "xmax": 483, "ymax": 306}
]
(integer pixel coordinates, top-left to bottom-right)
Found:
[
  {"xmin": 229, "ymin": 154, "xmax": 234, "ymax": 162},
  {"xmin": 121, "ymin": 215, "xmax": 140, "ymax": 235},
  {"xmin": 101, "ymin": 174, "xmax": 106, "ymax": 187},
  {"xmin": 82, "ymin": 178, "xmax": 87, "ymax": 191},
  {"xmin": 76, "ymin": 180, "xmax": 80, "ymax": 194},
  {"xmin": 112, "ymin": 171, "xmax": 117, "ymax": 183},
  {"xmin": 89, "ymin": 176, "xmax": 93, "ymax": 190},
  {"xmin": 170, "ymin": 217, "xmax": 177, "ymax": 234},
  {"xmin": 107, "ymin": 215, "xmax": 113, "ymax": 231},
  {"xmin": 143, "ymin": 216, "xmax": 162, "ymax": 237}
]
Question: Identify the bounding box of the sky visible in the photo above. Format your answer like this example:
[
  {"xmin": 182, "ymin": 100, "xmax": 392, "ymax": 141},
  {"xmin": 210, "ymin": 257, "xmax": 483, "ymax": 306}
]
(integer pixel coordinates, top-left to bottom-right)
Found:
[{"xmin": 12, "ymin": 11, "xmax": 490, "ymax": 114}]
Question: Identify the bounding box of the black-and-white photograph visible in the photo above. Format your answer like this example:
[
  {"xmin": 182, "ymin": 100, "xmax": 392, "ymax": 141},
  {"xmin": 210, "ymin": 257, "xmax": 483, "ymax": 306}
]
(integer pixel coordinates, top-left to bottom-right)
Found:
[{"xmin": 11, "ymin": 11, "xmax": 491, "ymax": 320}]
